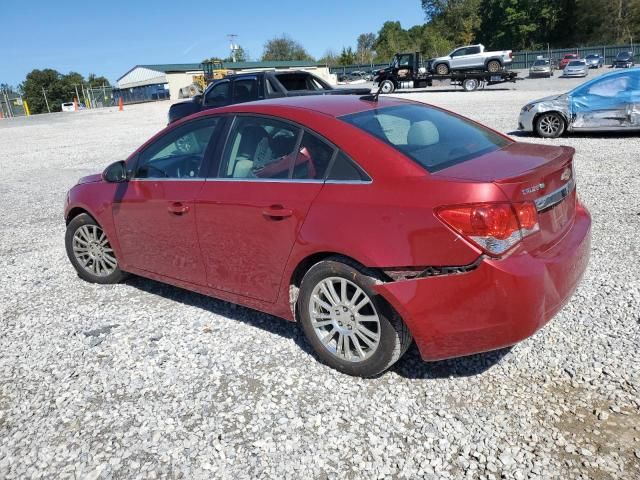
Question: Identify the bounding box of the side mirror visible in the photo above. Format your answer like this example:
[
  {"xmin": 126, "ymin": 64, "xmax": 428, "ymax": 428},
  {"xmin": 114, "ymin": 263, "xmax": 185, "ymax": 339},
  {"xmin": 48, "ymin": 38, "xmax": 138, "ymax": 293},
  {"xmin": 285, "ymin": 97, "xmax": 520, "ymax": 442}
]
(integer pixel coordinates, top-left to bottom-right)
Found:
[{"xmin": 103, "ymin": 160, "xmax": 128, "ymax": 183}]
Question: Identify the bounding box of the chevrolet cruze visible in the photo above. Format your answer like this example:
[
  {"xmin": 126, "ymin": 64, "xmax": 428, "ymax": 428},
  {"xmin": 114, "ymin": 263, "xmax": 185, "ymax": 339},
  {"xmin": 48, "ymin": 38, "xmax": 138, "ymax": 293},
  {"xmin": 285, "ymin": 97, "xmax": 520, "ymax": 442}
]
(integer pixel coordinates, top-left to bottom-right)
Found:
[{"xmin": 65, "ymin": 95, "xmax": 591, "ymax": 377}]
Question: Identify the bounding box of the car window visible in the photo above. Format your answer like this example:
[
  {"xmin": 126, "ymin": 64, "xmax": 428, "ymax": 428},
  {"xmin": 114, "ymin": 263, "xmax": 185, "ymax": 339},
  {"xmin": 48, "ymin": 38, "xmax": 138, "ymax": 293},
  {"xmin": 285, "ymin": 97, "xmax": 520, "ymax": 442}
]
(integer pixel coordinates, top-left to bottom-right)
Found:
[
  {"xmin": 568, "ymin": 61, "xmax": 584, "ymax": 67},
  {"xmin": 275, "ymin": 73, "xmax": 329, "ymax": 91},
  {"xmin": 584, "ymin": 74, "xmax": 636, "ymax": 97},
  {"xmin": 135, "ymin": 117, "xmax": 220, "ymax": 179},
  {"xmin": 467, "ymin": 46, "xmax": 481, "ymax": 55},
  {"xmin": 327, "ymin": 151, "xmax": 370, "ymax": 182},
  {"xmin": 533, "ymin": 60, "xmax": 549, "ymax": 66},
  {"xmin": 293, "ymin": 132, "xmax": 335, "ymax": 180},
  {"xmin": 203, "ymin": 80, "xmax": 230, "ymax": 107},
  {"xmin": 451, "ymin": 48, "xmax": 468, "ymax": 57},
  {"xmin": 341, "ymin": 104, "xmax": 511, "ymax": 173},
  {"xmin": 398, "ymin": 54, "xmax": 412, "ymax": 67},
  {"xmin": 232, "ymin": 78, "xmax": 259, "ymax": 103},
  {"xmin": 221, "ymin": 116, "xmax": 301, "ymax": 179}
]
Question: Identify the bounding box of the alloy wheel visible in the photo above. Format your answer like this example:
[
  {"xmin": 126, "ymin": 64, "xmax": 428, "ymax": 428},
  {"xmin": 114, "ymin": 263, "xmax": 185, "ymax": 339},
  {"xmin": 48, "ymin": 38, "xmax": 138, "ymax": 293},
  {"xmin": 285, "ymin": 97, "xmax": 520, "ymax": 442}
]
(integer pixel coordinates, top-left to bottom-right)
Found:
[
  {"xmin": 72, "ymin": 225, "xmax": 117, "ymax": 277},
  {"xmin": 309, "ymin": 277, "xmax": 381, "ymax": 362},
  {"xmin": 539, "ymin": 114, "xmax": 562, "ymax": 136}
]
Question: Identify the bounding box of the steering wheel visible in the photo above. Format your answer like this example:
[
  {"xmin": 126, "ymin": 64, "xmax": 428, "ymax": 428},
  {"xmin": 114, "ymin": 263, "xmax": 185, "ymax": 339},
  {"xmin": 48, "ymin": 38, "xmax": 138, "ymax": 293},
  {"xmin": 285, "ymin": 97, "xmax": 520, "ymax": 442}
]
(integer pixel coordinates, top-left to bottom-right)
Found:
[
  {"xmin": 178, "ymin": 155, "xmax": 201, "ymax": 178},
  {"xmin": 175, "ymin": 134, "xmax": 197, "ymax": 154},
  {"xmin": 143, "ymin": 163, "xmax": 169, "ymax": 178}
]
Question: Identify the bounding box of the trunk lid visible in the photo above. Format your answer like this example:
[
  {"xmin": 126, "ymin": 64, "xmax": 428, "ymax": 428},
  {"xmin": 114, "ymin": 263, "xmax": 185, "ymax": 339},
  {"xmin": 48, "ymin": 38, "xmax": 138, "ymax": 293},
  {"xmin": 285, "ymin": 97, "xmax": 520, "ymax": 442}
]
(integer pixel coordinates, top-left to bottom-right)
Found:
[{"xmin": 435, "ymin": 142, "xmax": 576, "ymax": 253}]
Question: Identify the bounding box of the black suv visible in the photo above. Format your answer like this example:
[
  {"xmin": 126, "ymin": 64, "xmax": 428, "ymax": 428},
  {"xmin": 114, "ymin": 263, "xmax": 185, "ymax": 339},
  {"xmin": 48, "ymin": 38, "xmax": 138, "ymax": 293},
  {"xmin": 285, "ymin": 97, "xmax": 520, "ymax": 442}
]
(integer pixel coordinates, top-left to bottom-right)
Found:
[
  {"xmin": 613, "ymin": 51, "xmax": 635, "ymax": 69},
  {"xmin": 168, "ymin": 70, "xmax": 370, "ymax": 124}
]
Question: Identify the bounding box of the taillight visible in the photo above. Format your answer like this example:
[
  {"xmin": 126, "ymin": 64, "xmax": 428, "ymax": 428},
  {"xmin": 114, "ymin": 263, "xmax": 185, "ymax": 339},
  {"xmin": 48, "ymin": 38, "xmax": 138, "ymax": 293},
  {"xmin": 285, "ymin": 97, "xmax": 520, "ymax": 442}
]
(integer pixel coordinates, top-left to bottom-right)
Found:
[{"xmin": 436, "ymin": 202, "xmax": 540, "ymax": 256}]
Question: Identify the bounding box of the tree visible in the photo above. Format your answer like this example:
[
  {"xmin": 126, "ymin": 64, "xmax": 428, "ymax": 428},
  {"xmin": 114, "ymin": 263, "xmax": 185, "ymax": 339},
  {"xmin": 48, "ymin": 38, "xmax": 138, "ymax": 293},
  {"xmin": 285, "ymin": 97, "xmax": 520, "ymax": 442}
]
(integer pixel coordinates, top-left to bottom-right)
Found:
[
  {"xmin": 87, "ymin": 74, "xmax": 111, "ymax": 87},
  {"xmin": 262, "ymin": 35, "xmax": 314, "ymax": 61},
  {"xmin": 373, "ymin": 21, "xmax": 413, "ymax": 61},
  {"xmin": 357, "ymin": 33, "xmax": 377, "ymax": 63},
  {"xmin": 338, "ymin": 47, "xmax": 357, "ymax": 66},
  {"xmin": 318, "ymin": 49, "xmax": 339, "ymax": 65}
]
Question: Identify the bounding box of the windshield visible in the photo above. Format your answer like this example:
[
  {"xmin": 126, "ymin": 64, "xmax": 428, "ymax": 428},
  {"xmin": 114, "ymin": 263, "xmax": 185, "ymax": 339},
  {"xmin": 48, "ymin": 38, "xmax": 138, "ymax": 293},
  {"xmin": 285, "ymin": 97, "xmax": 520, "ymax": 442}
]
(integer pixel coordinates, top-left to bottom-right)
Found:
[
  {"xmin": 565, "ymin": 55, "xmax": 578, "ymax": 59},
  {"xmin": 340, "ymin": 104, "xmax": 511, "ymax": 173},
  {"xmin": 568, "ymin": 61, "xmax": 584, "ymax": 67},
  {"xmin": 586, "ymin": 55, "xmax": 598, "ymax": 59},
  {"xmin": 533, "ymin": 60, "xmax": 548, "ymax": 66},
  {"xmin": 617, "ymin": 52, "xmax": 631, "ymax": 59}
]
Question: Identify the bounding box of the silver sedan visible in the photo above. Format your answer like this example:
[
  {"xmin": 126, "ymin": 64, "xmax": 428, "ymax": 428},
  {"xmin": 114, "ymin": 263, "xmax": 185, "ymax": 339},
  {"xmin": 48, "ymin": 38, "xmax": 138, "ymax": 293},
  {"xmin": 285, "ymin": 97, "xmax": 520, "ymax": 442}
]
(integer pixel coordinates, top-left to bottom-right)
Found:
[
  {"xmin": 518, "ymin": 68, "xmax": 640, "ymax": 137},
  {"xmin": 563, "ymin": 60, "xmax": 588, "ymax": 78}
]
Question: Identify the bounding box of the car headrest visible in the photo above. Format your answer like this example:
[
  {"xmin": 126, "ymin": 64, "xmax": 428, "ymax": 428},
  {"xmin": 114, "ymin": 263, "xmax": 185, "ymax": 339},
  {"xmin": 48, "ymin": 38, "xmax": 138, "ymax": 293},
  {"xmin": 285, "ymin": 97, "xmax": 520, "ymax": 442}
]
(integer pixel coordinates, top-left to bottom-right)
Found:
[{"xmin": 407, "ymin": 120, "xmax": 439, "ymax": 146}]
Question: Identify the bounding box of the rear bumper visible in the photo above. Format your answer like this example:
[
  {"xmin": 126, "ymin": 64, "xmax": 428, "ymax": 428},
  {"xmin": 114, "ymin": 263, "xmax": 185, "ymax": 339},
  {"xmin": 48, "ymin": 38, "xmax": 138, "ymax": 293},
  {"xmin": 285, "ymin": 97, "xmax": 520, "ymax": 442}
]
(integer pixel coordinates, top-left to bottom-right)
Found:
[{"xmin": 374, "ymin": 203, "xmax": 591, "ymax": 361}]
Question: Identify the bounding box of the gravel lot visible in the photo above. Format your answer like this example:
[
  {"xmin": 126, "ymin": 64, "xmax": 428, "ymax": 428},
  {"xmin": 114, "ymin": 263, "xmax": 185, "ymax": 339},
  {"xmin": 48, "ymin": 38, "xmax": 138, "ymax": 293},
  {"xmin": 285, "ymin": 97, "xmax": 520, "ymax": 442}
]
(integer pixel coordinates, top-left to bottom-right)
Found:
[{"xmin": 1, "ymin": 71, "xmax": 639, "ymax": 479}]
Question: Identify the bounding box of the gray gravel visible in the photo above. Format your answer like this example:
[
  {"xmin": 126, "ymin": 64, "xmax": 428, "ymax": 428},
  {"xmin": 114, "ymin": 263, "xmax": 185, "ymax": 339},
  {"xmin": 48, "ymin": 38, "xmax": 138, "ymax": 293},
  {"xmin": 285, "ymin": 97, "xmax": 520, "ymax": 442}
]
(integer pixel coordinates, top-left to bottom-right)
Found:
[{"xmin": 1, "ymin": 72, "xmax": 639, "ymax": 479}]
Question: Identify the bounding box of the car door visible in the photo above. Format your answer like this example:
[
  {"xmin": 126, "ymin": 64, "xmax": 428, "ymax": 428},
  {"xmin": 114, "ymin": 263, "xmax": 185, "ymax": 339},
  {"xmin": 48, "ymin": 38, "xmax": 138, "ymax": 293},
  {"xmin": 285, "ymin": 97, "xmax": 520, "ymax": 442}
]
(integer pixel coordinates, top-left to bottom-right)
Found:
[
  {"xmin": 231, "ymin": 76, "xmax": 261, "ymax": 104},
  {"xmin": 570, "ymin": 72, "xmax": 639, "ymax": 129},
  {"xmin": 112, "ymin": 117, "xmax": 223, "ymax": 284},
  {"xmin": 195, "ymin": 115, "xmax": 335, "ymax": 303}
]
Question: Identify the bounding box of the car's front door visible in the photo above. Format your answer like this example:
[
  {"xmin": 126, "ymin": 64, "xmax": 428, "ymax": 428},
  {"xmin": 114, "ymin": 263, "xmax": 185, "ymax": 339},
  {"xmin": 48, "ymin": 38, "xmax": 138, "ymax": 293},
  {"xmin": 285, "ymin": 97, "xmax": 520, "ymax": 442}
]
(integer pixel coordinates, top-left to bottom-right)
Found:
[
  {"xmin": 195, "ymin": 115, "xmax": 335, "ymax": 303},
  {"xmin": 112, "ymin": 117, "xmax": 223, "ymax": 284},
  {"xmin": 570, "ymin": 72, "xmax": 640, "ymax": 129}
]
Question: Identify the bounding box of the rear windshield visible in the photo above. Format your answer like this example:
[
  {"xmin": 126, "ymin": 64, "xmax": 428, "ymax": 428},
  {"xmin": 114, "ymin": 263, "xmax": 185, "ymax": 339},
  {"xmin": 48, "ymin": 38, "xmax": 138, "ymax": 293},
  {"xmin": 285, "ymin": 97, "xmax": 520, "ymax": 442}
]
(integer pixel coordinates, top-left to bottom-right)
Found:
[
  {"xmin": 275, "ymin": 73, "xmax": 330, "ymax": 91},
  {"xmin": 340, "ymin": 104, "xmax": 510, "ymax": 173},
  {"xmin": 565, "ymin": 54, "xmax": 578, "ymax": 59},
  {"xmin": 568, "ymin": 61, "xmax": 584, "ymax": 66},
  {"xmin": 533, "ymin": 60, "xmax": 549, "ymax": 66}
]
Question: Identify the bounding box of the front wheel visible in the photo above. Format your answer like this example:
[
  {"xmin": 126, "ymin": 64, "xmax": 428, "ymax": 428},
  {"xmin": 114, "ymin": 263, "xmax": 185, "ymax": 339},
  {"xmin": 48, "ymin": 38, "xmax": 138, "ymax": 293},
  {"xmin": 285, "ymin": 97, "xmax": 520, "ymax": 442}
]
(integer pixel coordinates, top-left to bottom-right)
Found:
[
  {"xmin": 487, "ymin": 60, "xmax": 502, "ymax": 73},
  {"xmin": 298, "ymin": 258, "xmax": 412, "ymax": 377},
  {"xmin": 65, "ymin": 213, "xmax": 127, "ymax": 284},
  {"xmin": 380, "ymin": 80, "xmax": 395, "ymax": 93},
  {"xmin": 535, "ymin": 112, "xmax": 565, "ymax": 138}
]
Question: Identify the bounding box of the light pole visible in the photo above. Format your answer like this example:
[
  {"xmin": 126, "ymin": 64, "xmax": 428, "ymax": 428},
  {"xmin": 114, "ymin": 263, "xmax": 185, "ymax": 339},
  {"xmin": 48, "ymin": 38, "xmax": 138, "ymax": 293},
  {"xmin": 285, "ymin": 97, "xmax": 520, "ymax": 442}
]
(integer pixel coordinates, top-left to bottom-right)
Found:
[{"xmin": 227, "ymin": 34, "xmax": 238, "ymax": 62}]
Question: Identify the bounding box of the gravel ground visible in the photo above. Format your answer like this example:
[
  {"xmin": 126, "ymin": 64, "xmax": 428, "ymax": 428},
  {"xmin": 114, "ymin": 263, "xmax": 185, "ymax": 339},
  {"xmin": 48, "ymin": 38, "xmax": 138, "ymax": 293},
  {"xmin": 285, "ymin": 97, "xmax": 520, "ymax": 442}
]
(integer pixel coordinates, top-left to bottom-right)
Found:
[{"xmin": 1, "ymin": 72, "xmax": 639, "ymax": 479}]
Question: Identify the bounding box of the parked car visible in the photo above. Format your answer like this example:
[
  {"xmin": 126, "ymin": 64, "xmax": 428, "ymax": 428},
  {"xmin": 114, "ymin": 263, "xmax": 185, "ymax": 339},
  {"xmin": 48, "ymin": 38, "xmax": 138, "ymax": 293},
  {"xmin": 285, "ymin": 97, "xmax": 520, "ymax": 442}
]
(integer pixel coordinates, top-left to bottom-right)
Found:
[
  {"xmin": 613, "ymin": 51, "xmax": 635, "ymax": 68},
  {"xmin": 519, "ymin": 68, "xmax": 640, "ymax": 138},
  {"xmin": 529, "ymin": 59, "xmax": 554, "ymax": 78},
  {"xmin": 168, "ymin": 71, "xmax": 370, "ymax": 124},
  {"xmin": 429, "ymin": 44, "xmax": 513, "ymax": 75},
  {"xmin": 562, "ymin": 60, "xmax": 588, "ymax": 78},
  {"xmin": 559, "ymin": 54, "xmax": 579, "ymax": 69},
  {"xmin": 61, "ymin": 102, "xmax": 75, "ymax": 112},
  {"xmin": 64, "ymin": 95, "xmax": 591, "ymax": 377},
  {"xmin": 585, "ymin": 54, "xmax": 604, "ymax": 69}
]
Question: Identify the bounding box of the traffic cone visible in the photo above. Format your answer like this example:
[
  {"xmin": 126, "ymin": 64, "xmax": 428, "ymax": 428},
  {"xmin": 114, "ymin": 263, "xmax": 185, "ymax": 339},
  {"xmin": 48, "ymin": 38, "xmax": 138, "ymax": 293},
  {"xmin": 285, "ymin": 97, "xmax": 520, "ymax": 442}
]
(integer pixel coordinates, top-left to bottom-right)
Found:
[{"xmin": 118, "ymin": 97, "xmax": 124, "ymax": 111}]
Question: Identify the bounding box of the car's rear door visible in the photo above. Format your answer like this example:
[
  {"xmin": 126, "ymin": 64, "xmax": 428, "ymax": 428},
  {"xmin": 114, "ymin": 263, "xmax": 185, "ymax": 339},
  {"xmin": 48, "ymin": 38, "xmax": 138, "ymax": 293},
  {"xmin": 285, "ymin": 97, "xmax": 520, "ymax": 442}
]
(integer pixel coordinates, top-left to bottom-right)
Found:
[
  {"xmin": 112, "ymin": 117, "xmax": 223, "ymax": 284},
  {"xmin": 195, "ymin": 114, "xmax": 335, "ymax": 303}
]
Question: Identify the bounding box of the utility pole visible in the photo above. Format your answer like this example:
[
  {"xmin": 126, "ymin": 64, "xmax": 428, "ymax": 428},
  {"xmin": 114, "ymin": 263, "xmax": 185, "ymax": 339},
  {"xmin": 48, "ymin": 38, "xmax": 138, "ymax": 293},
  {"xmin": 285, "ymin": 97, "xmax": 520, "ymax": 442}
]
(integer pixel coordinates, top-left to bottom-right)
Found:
[
  {"xmin": 42, "ymin": 87, "xmax": 51, "ymax": 113},
  {"xmin": 227, "ymin": 34, "xmax": 238, "ymax": 62},
  {"xmin": 72, "ymin": 83, "xmax": 81, "ymax": 104}
]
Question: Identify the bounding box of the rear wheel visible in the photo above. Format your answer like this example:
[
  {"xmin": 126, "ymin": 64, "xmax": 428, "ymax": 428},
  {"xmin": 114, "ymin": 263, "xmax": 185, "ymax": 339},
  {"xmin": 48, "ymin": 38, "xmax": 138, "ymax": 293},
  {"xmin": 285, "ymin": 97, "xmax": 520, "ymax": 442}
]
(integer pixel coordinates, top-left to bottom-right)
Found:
[
  {"xmin": 462, "ymin": 78, "xmax": 480, "ymax": 92},
  {"xmin": 298, "ymin": 257, "xmax": 412, "ymax": 377},
  {"xmin": 65, "ymin": 213, "xmax": 126, "ymax": 284},
  {"xmin": 435, "ymin": 63, "xmax": 450, "ymax": 75},
  {"xmin": 380, "ymin": 80, "xmax": 395, "ymax": 93},
  {"xmin": 535, "ymin": 112, "xmax": 565, "ymax": 138},
  {"xmin": 487, "ymin": 60, "xmax": 502, "ymax": 73}
]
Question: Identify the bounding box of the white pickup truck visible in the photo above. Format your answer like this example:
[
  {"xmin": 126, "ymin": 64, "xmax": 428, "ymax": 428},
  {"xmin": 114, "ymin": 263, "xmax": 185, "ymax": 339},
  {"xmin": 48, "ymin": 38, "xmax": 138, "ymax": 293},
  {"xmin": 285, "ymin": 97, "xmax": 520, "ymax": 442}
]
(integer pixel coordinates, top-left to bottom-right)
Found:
[{"xmin": 429, "ymin": 44, "xmax": 513, "ymax": 75}]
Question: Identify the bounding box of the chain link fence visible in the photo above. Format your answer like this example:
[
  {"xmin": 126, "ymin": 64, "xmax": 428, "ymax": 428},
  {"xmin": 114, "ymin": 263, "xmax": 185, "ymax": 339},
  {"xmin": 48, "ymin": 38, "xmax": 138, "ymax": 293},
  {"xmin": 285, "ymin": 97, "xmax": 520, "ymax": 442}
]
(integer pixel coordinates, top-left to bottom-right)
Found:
[
  {"xmin": 0, "ymin": 91, "xmax": 28, "ymax": 118},
  {"xmin": 510, "ymin": 44, "xmax": 638, "ymax": 69}
]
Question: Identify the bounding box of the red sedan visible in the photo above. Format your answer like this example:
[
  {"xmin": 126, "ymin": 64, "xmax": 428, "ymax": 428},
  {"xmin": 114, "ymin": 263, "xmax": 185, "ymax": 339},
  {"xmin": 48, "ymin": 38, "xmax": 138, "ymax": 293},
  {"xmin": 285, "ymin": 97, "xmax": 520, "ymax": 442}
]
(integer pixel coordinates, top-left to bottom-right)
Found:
[
  {"xmin": 559, "ymin": 53, "xmax": 580, "ymax": 69},
  {"xmin": 64, "ymin": 95, "xmax": 591, "ymax": 377}
]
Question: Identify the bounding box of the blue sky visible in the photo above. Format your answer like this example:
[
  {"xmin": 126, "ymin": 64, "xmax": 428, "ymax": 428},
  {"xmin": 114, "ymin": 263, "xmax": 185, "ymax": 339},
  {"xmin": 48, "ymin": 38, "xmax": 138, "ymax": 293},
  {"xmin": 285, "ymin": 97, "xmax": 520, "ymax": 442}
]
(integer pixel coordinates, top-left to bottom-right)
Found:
[{"xmin": 0, "ymin": 0, "xmax": 425, "ymax": 87}]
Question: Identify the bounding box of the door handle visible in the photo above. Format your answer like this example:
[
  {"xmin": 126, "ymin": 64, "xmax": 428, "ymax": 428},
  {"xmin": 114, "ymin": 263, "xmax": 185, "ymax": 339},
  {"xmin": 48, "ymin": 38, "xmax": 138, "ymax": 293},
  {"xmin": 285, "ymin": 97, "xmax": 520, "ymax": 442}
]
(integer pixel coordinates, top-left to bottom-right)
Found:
[
  {"xmin": 262, "ymin": 204, "xmax": 293, "ymax": 220},
  {"xmin": 168, "ymin": 202, "xmax": 190, "ymax": 215}
]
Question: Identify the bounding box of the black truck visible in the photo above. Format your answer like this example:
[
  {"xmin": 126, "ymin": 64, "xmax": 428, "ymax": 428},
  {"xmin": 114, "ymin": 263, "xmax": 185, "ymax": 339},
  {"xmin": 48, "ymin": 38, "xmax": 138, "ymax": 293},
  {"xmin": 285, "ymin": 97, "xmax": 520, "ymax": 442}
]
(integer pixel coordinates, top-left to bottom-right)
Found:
[
  {"xmin": 168, "ymin": 70, "xmax": 370, "ymax": 124},
  {"xmin": 374, "ymin": 52, "xmax": 519, "ymax": 93}
]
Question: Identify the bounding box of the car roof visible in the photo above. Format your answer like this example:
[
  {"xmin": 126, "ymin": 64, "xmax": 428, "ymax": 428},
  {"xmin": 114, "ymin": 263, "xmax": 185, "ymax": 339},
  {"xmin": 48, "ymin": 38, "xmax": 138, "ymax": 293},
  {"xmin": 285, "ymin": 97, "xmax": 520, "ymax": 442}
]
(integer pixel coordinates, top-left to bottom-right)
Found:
[{"xmin": 211, "ymin": 94, "xmax": 418, "ymax": 118}]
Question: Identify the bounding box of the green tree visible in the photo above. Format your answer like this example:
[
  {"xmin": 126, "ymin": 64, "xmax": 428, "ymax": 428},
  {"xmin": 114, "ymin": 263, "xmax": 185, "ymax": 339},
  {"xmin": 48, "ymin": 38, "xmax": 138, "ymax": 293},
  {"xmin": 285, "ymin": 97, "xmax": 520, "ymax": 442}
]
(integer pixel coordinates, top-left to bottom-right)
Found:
[
  {"xmin": 318, "ymin": 49, "xmax": 339, "ymax": 65},
  {"xmin": 357, "ymin": 33, "xmax": 377, "ymax": 63},
  {"xmin": 262, "ymin": 35, "xmax": 314, "ymax": 61},
  {"xmin": 87, "ymin": 74, "xmax": 111, "ymax": 87},
  {"xmin": 338, "ymin": 47, "xmax": 357, "ymax": 66},
  {"xmin": 373, "ymin": 21, "xmax": 413, "ymax": 61}
]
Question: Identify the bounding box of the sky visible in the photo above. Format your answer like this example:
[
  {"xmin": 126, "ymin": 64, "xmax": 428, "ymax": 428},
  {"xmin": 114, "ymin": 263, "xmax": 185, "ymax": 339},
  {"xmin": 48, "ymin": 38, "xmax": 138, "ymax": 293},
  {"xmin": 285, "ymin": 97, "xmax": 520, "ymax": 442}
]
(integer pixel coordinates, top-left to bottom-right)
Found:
[{"xmin": 0, "ymin": 0, "xmax": 425, "ymax": 87}]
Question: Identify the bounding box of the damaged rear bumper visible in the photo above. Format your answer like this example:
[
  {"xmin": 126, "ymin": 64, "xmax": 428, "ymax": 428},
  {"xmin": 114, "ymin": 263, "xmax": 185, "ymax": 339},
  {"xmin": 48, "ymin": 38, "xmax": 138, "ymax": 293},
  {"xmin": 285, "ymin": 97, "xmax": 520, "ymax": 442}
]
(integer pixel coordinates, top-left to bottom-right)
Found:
[{"xmin": 373, "ymin": 203, "xmax": 591, "ymax": 361}]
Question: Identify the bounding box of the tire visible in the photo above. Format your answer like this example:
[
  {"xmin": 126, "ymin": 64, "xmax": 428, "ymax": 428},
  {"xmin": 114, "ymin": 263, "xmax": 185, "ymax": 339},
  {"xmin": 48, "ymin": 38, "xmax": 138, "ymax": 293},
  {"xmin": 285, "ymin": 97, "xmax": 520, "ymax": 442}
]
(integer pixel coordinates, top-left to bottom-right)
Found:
[
  {"xmin": 462, "ymin": 78, "xmax": 480, "ymax": 92},
  {"xmin": 297, "ymin": 257, "xmax": 412, "ymax": 377},
  {"xmin": 535, "ymin": 112, "xmax": 566, "ymax": 138},
  {"xmin": 65, "ymin": 213, "xmax": 127, "ymax": 284},
  {"xmin": 487, "ymin": 60, "xmax": 502, "ymax": 73},
  {"xmin": 380, "ymin": 80, "xmax": 395, "ymax": 94},
  {"xmin": 435, "ymin": 63, "xmax": 449, "ymax": 75}
]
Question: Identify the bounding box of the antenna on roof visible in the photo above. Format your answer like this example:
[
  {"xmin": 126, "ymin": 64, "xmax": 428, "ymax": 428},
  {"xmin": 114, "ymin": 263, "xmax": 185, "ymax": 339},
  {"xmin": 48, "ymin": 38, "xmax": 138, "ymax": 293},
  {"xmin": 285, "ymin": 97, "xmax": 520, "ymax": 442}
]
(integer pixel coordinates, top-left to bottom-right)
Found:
[{"xmin": 361, "ymin": 82, "xmax": 384, "ymax": 102}]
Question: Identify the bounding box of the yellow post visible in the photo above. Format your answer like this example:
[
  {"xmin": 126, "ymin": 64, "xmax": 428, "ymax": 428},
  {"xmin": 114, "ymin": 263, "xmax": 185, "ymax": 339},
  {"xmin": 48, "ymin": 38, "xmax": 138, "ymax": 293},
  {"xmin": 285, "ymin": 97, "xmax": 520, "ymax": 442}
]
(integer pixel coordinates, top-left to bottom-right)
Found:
[{"xmin": 24, "ymin": 100, "xmax": 31, "ymax": 116}]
